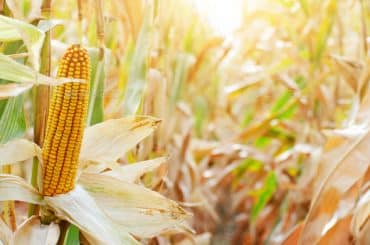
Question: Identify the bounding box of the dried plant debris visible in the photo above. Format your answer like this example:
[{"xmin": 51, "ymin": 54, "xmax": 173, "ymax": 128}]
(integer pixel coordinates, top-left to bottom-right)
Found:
[{"xmin": 0, "ymin": 0, "xmax": 369, "ymax": 244}]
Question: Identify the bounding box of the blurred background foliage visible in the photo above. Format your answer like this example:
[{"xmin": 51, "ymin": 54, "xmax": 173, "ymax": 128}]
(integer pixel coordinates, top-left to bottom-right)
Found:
[{"xmin": 1, "ymin": 0, "xmax": 369, "ymax": 244}]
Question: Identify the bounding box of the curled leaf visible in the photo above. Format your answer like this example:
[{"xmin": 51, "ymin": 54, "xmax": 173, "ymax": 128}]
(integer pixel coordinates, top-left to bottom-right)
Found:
[
  {"xmin": 0, "ymin": 174, "xmax": 43, "ymax": 204},
  {"xmin": 80, "ymin": 116, "xmax": 161, "ymax": 165},
  {"xmin": 45, "ymin": 186, "xmax": 138, "ymax": 245},
  {"xmin": 103, "ymin": 156, "xmax": 168, "ymax": 183},
  {"xmin": 79, "ymin": 173, "xmax": 190, "ymax": 238},
  {"xmin": 0, "ymin": 139, "xmax": 41, "ymax": 166}
]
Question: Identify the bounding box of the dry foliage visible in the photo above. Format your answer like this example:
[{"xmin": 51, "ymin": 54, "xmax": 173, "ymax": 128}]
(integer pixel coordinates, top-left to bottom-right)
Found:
[{"xmin": 0, "ymin": 0, "xmax": 369, "ymax": 244}]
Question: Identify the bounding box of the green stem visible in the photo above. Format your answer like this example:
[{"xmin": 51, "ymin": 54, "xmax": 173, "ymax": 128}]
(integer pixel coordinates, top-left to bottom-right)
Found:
[
  {"xmin": 28, "ymin": 158, "xmax": 40, "ymax": 216},
  {"xmin": 29, "ymin": 0, "xmax": 52, "ymax": 217}
]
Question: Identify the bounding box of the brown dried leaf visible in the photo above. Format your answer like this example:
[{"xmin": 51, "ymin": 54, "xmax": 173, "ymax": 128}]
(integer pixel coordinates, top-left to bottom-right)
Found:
[{"xmin": 299, "ymin": 128, "xmax": 370, "ymax": 244}]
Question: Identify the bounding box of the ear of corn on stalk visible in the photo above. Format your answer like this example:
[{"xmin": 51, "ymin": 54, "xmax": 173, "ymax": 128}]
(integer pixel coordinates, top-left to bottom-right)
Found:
[{"xmin": 42, "ymin": 45, "xmax": 90, "ymax": 196}]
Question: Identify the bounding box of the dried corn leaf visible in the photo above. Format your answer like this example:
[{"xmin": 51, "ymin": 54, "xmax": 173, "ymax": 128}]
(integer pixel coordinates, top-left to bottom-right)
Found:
[
  {"xmin": 13, "ymin": 216, "xmax": 60, "ymax": 245},
  {"xmin": 299, "ymin": 128, "xmax": 370, "ymax": 244},
  {"xmin": 45, "ymin": 186, "xmax": 139, "ymax": 245},
  {"xmin": 0, "ymin": 174, "xmax": 43, "ymax": 204},
  {"xmin": 103, "ymin": 156, "xmax": 168, "ymax": 183},
  {"xmin": 0, "ymin": 218, "xmax": 11, "ymax": 245},
  {"xmin": 355, "ymin": 219, "xmax": 370, "ymax": 245},
  {"xmin": 0, "ymin": 139, "xmax": 41, "ymax": 165},
  {"xmin": 352, "ymin": 189, "xmax": 370, "ymax": 239},
  {"xmin": 282, "ymin": 223, "xmax": 304, "ymax": 245},
  {"xmin": 317, "ymin": 215, "xmax": 353, "ymax": 245},
  {"xmin": 80, "ymin": 116, "xmax": 160, "ymax": 164},
  {"xmin": 78, "ymin": 173, "xmax": 190, "ymax": 238}
]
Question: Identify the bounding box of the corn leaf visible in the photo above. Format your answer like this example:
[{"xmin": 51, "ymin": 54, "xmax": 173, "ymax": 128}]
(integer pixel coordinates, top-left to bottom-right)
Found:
[
  {"xmin": 79, "ymin": 173, "xmax": 190, "ymax": 238},
  {"xmin": 122, "ymin": 4, "xmax": 152, "ymax": 115},
  {"xmin": 282, "ymin": 223, "xmax": 304, "ymax": 245},
  {"xmin": 299, "ymin": 127, "xmax": 370, "ymax": 244},
  {"xmin": 0, "ymin": 40, "xmax": 28, "ymax": 145},
  {"xmin": 0, "ymin": 53, "xmax": 86, "ymax": 86},
  {"xmin": 170, "ymin": 53, "xmax": 192, "ymax": 105},
  {"xmin": 0, "ymin": 219, "xmax": 11, "ymax": 245},
  {"xmin": 0, "ymin": 15, "xmax": 44, "ymax": 70},
  {"xmin": 13, "ymin": 216, "xmax": 60, "ymax": 245},
  {"xmin": 312, "ymin": 0, "xmax": 336, "ymax": 64},
  {"xmin": 0, "ymin": 174, "xmax": 43, "ymax": 204},
  {"xmin": 63, "ymin": 224, "xmax": 80, "ymax": 245},
  {"xmin": 251, "ymin": 171, "xmax": 277, "ymax": 221},
  {"xmin": 0, "ymin": 139, "xmax": 41, "ymax": 165},
  {"xmin": 298, "ymin": 0, "xmax": 309, "ymax": 15},
  {"xmin": 0, "ymin": 96, "xmax": 26, "ymax": 143},
  {"xmin": 102, "ymin": 156, "xmax": 168, "ymax": 182},
  {"xmin": 80, "ymin": 116, "xmax": 160, "ymax": 165},
  {"xmin": 0, "ymin": 83, "xmax": 32, "ymax": 99},
  {"xmin": 316, "ymin": 215, "xmax": 352, "ymax": 245},
  {"xmin": 87, "ymin": 48, "xmax": 105, "ymax": 126},
  {"xmin": 271, "ymin": 90, "xmax": 294, "ymax": 114},
  {"xmin": 45, "ymin": 186, "xmax": 139, "ymax": 245},
  {"xmin": 352, "ymin": 189, "xmax": 370, "ymax": 239}
]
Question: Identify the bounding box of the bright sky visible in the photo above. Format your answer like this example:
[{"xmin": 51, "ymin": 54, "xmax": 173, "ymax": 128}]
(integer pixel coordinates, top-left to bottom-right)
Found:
[{"xmin": 192, "ymin": 0, "xmax": 254, "ymax": 37}]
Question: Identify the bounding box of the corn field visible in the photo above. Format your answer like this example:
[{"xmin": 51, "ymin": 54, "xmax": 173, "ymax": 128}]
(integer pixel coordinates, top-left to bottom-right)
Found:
[{"xmin": 0, "ymin": 0, "xmax": 369, "ymax": 244}]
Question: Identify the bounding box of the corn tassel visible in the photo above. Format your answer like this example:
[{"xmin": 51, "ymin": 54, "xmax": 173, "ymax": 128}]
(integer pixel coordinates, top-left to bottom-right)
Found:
[{"xmin": 42, "ymin": 45, "xmax": 90, "ymax": 196}]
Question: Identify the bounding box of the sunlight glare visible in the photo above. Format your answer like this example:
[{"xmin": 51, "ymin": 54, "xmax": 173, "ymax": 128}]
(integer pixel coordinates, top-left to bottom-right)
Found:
[{"xmin": 193, "ymin": 0, "xmax": 245, "ymax": 37}]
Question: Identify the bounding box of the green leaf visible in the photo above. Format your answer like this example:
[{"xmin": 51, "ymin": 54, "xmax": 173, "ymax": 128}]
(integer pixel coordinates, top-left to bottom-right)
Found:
[
  {"xmin": 183, "ymin": 22, "xmax": 195, "ymax": 52},
  {"xmin": 0, "ymin": 15, "xmax": 45, "ymax": 70},
  {"xmin": 241, "ymin": 108, "xmax": 254, "ymax": 128},
  {"xmin": 271, "ymin": 90, "xmax": 293, "ymax": 114},
  {"xmin": 312, "ymin": 0, "xmax": 336, "ymax": 64},
  {"xmin": 235, "ymin": 158, "xmax": 263, "ymax": 179},
  {"xmin": 254, "ymin": 137, "xmax": 271, "ymax": 148},
  {"xmin": 294, "ymin": 75, "xmax": 306, "ymax": 89},
  {"xmin": 87, "ymin": 48, "xmax": 105, "ymax": 126},
  {"xmin": 170, "ymin": 53, "xmax": 192, "ymax": 105},
  {"xmin": 277, "ymin": 102, "xmax": 297, "ymax": 120},
  {"xmin": 251, "ymin": 172, "xmax": 277, "ymax": 221},
  {"xmin": 122, "ymin": 5, "xmax": 152, "ymax": 115},
  {"xmin": 0, "ymin": 95, "xmax": 26, "ymax": 144},
  {"xmin": 267, "ymin": 127, "xmax": 295, "ymax": 145},
  {"xmin": 0, "ymin": 41, "xmax": 26, "ymax": 144},
  {"xmin": 298, "ymin": 0, "xmax": 309, "ymax": 16},
  {"xmin": 63, "ymin": 224, "xmax": 80, "ymax": 245},
  {"xmin": 0, "ymin": 53, "xmax": 84, "ymax": 87}
]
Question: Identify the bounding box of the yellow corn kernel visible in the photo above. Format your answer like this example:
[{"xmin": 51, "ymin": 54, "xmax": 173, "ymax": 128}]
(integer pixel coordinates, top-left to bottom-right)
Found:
[{"xmin": 42, "ymin": 44, "xmax": 90, "ymax": 196}]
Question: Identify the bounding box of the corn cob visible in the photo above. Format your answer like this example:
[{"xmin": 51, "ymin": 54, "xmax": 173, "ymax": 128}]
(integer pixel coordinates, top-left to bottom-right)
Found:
[{"xmin": 42, "ymin": 45, "xmax": 90, "ymax": 196}]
